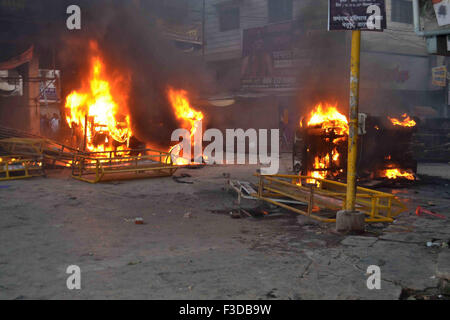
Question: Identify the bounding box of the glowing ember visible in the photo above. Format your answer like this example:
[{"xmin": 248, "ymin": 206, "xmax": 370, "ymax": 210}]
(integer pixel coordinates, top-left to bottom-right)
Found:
[
  {"xmin": 307, "ymin": 155, "xmax": 328, "ymax": 185},
  {"xmin": 167, "ymin": 88, "xmax": 204, "ymax": 165},
  {"xmin": 381, "ymin": 168, "xmax": 415, "ymax": 181},
  {"xmin": 388, "ymin": 114, "xmax": 416, "ymax": 127},
  {"xmin": 65, "ymin": 42, "xmax": 132, "ymax": 154}
]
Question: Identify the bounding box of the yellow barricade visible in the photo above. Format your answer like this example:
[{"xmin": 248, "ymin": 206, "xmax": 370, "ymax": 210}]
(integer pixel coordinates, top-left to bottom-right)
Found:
[
  {"xmin": 0, "ymin": 156, "xmax": 45, "ymax": 181},
  {"xmin": 71, "ymin": 149, "xmax": 178, "ymax": 183},
  {"xmin": 254, "ymin": 174, "xmax": 408, "ymax": 223}
]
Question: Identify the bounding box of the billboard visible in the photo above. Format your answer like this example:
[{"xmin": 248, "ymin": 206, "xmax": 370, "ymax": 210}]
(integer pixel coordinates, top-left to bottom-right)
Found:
[
  {"xmin": 328, "ymin": 0, "xmax": 386, "ymax": 31},
  {"xmin": 241, "ymin": 22, "xmax": 298, "ymax": 90}
]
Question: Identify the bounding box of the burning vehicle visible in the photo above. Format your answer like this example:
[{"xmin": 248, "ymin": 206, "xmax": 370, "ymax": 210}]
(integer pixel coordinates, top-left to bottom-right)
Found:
[{"xmin": 293, "ymin": 103, "xmax": 418, "ymax": 185}]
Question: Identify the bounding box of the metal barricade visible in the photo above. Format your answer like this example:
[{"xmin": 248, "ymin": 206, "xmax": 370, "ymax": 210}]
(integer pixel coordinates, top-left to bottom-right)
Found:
[
  {"xmin": 71, "ymin": 149, "xmax": 178, "ymax": 183},
  {"xmin": 0, "ymin": 155, "xmax": 45, "ymax": 181},
  {"xmin": 254, "ymin": 174, "xmax": 407, "ymax": 223}
]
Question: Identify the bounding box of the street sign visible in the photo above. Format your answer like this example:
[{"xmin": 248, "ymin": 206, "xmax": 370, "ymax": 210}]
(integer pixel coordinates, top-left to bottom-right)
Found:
[{"xmin": 328, "ymin": 0, "xmax": 386, "ymax": 31}]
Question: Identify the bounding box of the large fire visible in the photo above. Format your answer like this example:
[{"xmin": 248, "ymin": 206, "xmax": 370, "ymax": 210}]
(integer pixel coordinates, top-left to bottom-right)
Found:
[
  {"xmin": 64, "ymin": 43, "xmax": 204, "ymax": 167},
  {"xmin": 305, "ymin": 103, "xmax": 348, "ymax": 182},
  {"xmin": 65, "ymin": 44, "xmax": 132, "ymax": 154},
  {"xmin": 167, "ymin": 88, "xmax": 204, "ymax": 165},
  {"xmin": 388, "ymin": 114, "xmax": 416, "ymax": 127}
]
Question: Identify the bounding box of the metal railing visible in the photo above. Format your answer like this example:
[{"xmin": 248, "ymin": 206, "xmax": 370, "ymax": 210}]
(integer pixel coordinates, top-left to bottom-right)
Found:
[
  {"xmin": 71, "ymin": 148, "xmax": 178, "ymax": 183},
  {"xmin": 254, "ymin": 174, "xmax": 408, "ymax": 223},
  {"xmin": 0, "ymin": 155, "xmax": 45, "ymax": 181}
]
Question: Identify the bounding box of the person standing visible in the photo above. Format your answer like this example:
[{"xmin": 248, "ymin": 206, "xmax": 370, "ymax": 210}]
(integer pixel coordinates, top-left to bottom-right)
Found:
[{"xmin": 50, "ymin": 113, "xmax": 60, "ymax": 139}]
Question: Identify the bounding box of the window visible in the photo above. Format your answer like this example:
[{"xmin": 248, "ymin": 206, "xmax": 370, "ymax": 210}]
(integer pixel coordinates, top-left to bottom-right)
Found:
[
  {"xmin": 268, "ymin": 0, "xmax": 293, "ymax": 23},
  {"xmin": 391, "ymin": 0, "xmax": 413, "ymax": 24},
  {"xmin": 219, "ymin": 7, "xmax": 240, "ymax": 32}
]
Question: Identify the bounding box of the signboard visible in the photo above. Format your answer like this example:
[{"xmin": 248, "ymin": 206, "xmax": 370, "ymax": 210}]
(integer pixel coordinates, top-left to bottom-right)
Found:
[
  {"xmin": 39, "ymin": 69, "xmax": 61, "ymax": 103},
  {"xmin": 432, "ymin": 66, "xmax": 447, "ymax": 87},
  {"xmin": 328, "ymin": 0, "xmax": 386, "ymax": 31},
  {"xmin": 433, "ymin": 0, "xmax": 450, "ymax": 27},
  {"xmin": 158, "ymin": 20, "xmax": 202, "ymax": 45}
]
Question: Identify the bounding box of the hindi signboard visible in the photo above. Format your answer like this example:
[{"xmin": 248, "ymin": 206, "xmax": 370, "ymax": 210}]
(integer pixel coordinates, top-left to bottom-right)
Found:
[{"xmin": 328, "ymin": 0, "xmax": 386, "ymax": 31}]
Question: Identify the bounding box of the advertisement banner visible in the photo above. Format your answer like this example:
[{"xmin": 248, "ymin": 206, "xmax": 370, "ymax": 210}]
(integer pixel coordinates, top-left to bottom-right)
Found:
[
  {"xmin": 241, "ymin": 22, "xmax": 298, "ymax": 90},
  {"xmin": 432, "ymin": 65, "xmax": 447, "ymax": 87}
]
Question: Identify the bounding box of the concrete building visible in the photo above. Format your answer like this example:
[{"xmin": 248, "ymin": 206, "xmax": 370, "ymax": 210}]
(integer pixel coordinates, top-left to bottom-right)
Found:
[{"xmin": 0, "ymin": 0, "xmax": 65, "ymax": 134}]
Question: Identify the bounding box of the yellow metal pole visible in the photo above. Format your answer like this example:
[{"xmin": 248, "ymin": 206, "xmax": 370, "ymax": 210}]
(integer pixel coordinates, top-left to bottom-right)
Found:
[{"xmin": 346, "ymin": 30, "xmax": 361, "ymax": 211}]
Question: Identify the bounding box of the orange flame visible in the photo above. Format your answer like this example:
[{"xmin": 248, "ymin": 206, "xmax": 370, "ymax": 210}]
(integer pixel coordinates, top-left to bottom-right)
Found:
[
  {"xmin": 306, "ymin": 102, "xmax": 349, "ymax": 136},
  {"xmin": 388, "ymin": 114, "xmax": 416, "ymax": 127},
  {"xmin": 167, "ymin": 88, "xmax": 204, "ymax": 165},
  {"xmin": 65, "ymin": 45, "xmax": 132, "ymax": 153},
  {"xmin": 381, "ymin": 168, "xmax": 415, "ymax": 181},
  {"xmin": 305, "ymin": 103, "xmax": 348, "ymax": 183}
]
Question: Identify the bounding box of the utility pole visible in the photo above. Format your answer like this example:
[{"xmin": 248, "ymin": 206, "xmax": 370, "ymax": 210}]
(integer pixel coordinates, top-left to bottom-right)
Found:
[
  {"xmin": 202, "ymin": 0, "xmax": 206, "ymax": 59},
  {"xmin": 336, "ymin": 29, "xmax": 365, "ymax": 233},
  {"xmin": 345, "ymin": 30, "xmax": 360, "ymax": 212},
  {"xmin": 330, "ymin": 0, "xmax": 387, "ymax": 232}
]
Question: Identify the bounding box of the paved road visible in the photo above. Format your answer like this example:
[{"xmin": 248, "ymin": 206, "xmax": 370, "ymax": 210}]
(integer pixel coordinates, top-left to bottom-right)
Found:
[{"xmin": 0, "ymin": 163, "xmax": 448, "ymax": 299}]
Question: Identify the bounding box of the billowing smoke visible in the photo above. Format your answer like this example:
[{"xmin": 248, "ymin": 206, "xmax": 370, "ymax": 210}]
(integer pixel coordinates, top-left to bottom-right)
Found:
[
  {"xmin": 58, "ymin": 0, "xmax": 213, "ymax": 149},
  {"xmin": 294, "ymin": 0, "xmax": 351, "ymax": 117}
]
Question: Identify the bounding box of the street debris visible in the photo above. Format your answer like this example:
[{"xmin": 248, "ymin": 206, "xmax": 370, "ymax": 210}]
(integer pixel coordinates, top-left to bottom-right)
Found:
[
  {"xmin": 416, "ymin": 206, "xmax": 447, "ymax": 219},
  {"xmin": 173, "ymin": 173, "xmax": 193, "ymax": 184},
  {"xmin": 135, "ymin": 217, "xmax": 144, "ymax": 225},
  {"xmin": 426, "ymin": 241, "xmax": 448, "ymax": 248},
  {"xmin": 229, "ymin": 211, "xmax": 241, "ymax": 219},
  {"xmin": 228, "ymin": 179, "xmax": 306, "ymax": 207}
]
